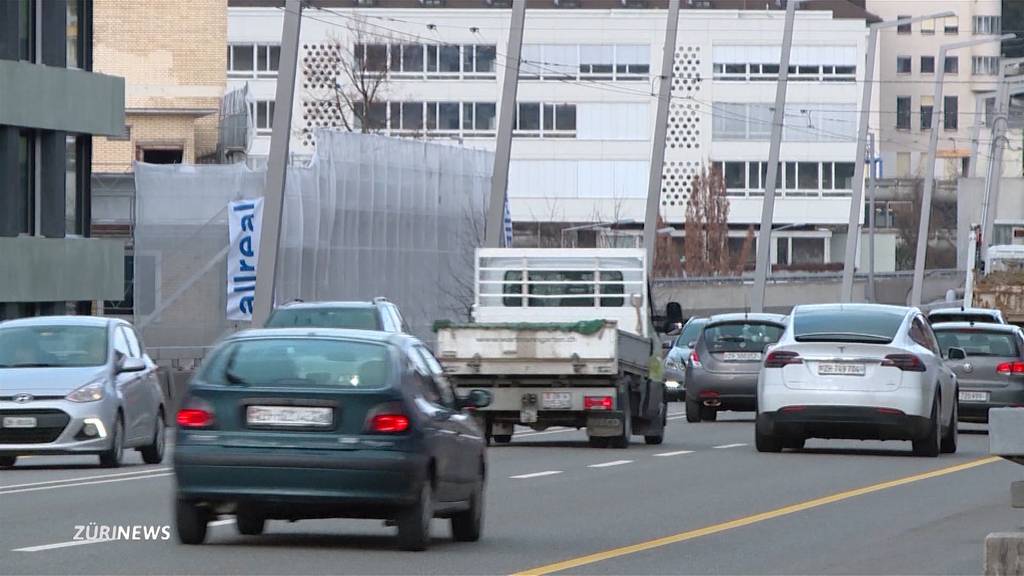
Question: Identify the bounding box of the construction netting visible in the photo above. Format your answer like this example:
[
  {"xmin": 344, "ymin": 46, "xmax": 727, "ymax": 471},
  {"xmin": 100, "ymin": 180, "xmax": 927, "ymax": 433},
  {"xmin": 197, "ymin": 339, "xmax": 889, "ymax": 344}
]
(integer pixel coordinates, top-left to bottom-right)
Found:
[{"xmin": 133, "ymin": 130, "xmax": 492, "ymax": 356}]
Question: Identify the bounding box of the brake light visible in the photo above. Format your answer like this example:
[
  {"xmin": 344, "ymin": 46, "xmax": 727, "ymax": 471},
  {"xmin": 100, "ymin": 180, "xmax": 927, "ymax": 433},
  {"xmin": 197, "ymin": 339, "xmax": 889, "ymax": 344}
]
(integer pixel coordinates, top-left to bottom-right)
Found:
[
  {"xmin": 764, "ymin": 351, "xmax": 802, "ymax": 368},
  {"xmin": 698, "ymin": 390, "xmax": 719, "ymax": 399},
  {"xmin": 877, "ymin": 407, "xmax": 906, "ymax": 416},
  {"xmin": 584, "ymin": 396, "xmax": 613, "ymax": 410},
  {"xmin": 367, "ymin": 414, "xmax": 410, "ymax": 433},
  {"xmin": 996, "ymin": 361, "xmax": 1024, "ymax": 374},
  {"xmin": 176, "ymin": 408, "xmax": 214, "ymax": 428},
  {"xmin": 881, "ymin": 354, "xmax": 926, "ymax": 372},
  {"xmin": 690, "ymin": 350, "xmax": 701, "ymax": 367}
]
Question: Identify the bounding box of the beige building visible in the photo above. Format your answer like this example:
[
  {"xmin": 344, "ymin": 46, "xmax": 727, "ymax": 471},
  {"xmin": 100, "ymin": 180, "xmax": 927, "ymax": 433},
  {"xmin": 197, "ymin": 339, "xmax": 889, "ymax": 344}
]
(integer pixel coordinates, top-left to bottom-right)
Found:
[{"xmin": 91, "ymin": 0, "xmax": 227, "ymax": 172}]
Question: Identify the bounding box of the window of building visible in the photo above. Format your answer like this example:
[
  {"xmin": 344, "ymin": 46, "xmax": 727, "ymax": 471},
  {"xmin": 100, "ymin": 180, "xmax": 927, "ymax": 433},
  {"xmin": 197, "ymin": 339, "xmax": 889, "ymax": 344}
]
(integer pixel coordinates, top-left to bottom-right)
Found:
[
  {"xmin": 579, "ymin": 45, "xmax": 615, "ymax": 79},
  {"xmin": 920, "ymin": 56, "xmax": 935, "ymax": 74},
  {"xmin": 945, "ymin": 15, "xmax": 959, "ymax": 35},
  {"xmin": 974, "ymin": 15, "xmax": 1001, "ymax": 35},
  {"xmin": 615, "ymin": 45, "xmax": 650, "ymax": 78},
  {"xmin": 797, "ymin": 162, "xmax": 819, "ymax": 191},
  {"xmin": 921, "ymin": 18, "xmax": 935, "ymax": 35},
  {"xmin": 104, "ymin": 254, "xmax": 134, "ymax": 316},
  {"xmin": 463, "ymin": 102, "xmax": 497, "ymax": 133},
  {"xmin": 896, "ymin": 152, "xmax": 911, "ymax": 177},
  {"xmin": 66, "ymin": 0, "xmax": 79, "ymax": 68},
  {"xmin": 712, "ymin": 102, "xmax": 856, "ymax": 143},
  {"xmin": 944, "ymin": 56, "xmax": 959, "ymax": 75},
  {"xmin": 18, "ymin": 131, "xmax": 35, "ymax": 235},
  {"xmin": 897, "ymin": 15, "xmax": 912, "ymax": 35},
  {"xmin": 776, "ymin": 237, "xmax": 790, "ymax": 266},
  {"xmin": 463, "ymin": 44, "xmax": 496, "ymax": 75},
  {"xmin": 713, "ymin": 160, "xmax": 852, "ymax": 197},
  {"xmin": 897, "ymin": 56, "xmax": 912, "ymax": 74},
  {"xmin": 19, "ymin": 0, "xmax": 35, "ymax": 62},
  {"xmin": 792, "ymin": 237, "xmax": 825, "ymax": 264},
  {"xmin": 944, "ymin": 95, "xmax": 958, "ymax": 130},
  {"xmin": 437, "ymin": 44, "xmax": 461, "ymax": 75},
  {"xmin": 353, "ymin": 101, "xmax": 387, "ymax": 131},
  {"xmin": 973, "ymin": 56, "xmax": 1000, "ymax": 76},
  {"xmin": 519, "ymin": 44, "xmax": 648, "ymax": 82},
  {"xmin": 920, "ymin": 95, "xmax": 934, "ymax": 130},
  {"xmin": 229, "ymin": 43, "xmax": 280, "ymax": 76},
  {"xmin": 896, "ymin": 96, "xmax": 911, "ymax": 130},
  {"xmin": 250, "ymin": 100, "xmax": 274, "ymax": 132},
  {"xmin": 65, "ymin": 135, "xmax": 78, "ymax": 236},
  {"xmin": 516, "ymin": 102, "xmax": 541, "ymax": 131},
  {"xmin": 141, "ymin": 148, "xmax": 183, "ymax": 164}
]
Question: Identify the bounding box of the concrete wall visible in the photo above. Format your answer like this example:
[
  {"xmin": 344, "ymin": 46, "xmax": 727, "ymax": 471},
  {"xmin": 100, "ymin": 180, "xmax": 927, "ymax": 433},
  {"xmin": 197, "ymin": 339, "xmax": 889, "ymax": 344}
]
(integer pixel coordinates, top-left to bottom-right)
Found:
[
  {"xmin": 0, "ymin": 237, "xmax": 124, "ymax": 302},
  {"xmin": 957, "ymin": 177, "xmax": 1024, "ymax": 267}
]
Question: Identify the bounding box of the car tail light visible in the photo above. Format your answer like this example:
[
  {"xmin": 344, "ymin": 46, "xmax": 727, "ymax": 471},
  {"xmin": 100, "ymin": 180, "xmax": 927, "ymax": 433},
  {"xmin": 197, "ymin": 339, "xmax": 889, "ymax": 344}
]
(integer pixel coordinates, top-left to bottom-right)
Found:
[
  {"xmin": 780, "ymin": 406, "xmax": 807, "ymax": 413},
  {"xmin": 764, "ymin": 351, "xmax": 802, "ymax": 368},
  {"xmin": 876, "ymin": 407, "xmax": 905, "ymax": 416},
  {"xmin": 176, "ymin": 398, "xmax": 215, "ymax": 428},
  {"xmin": 365, "ymin": 402, "xmax": 410, "ymax": 433},
  {"xmin": 584, "ymin": 395, "xmax": 613, "ymax": 410},
  {"xmin": 996, "ymin": 361, "xmax": 1024, "ymax": 374},
  {"xmin": 690, "ymin": 350, "xmax": 701, "ymax": 367},
  {"xmin": 698, "ymin": 390, "xmax": 719, "ymax": 399},
  {"xmin": 881, "ymin": 354, "xmax": 926, "ymax": 372}
]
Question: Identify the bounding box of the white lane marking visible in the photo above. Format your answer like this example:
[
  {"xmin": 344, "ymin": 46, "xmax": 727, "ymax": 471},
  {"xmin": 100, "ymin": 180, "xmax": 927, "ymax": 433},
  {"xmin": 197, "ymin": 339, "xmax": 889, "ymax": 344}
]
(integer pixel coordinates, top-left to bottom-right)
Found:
[
  {"xmin": 510, "ymin": 470, "xmax": 563, "ymax": 479},
  {"xmin": 712, "ymin": 443, "xmax": 748, "ymax": 449},
  {"xmin": 0, "ymin": 472, "xmax": 172, "ymax": 495},
  {"xmin": 1, "ymin": 467, "xmax": 172, "ymax": 490},
  {"xmin": 14, "ymin": 539, "xmax": 114, "ymax": 552},
  {"xmin": 588, "ymin": 460, "xmax": 633, "ymax": 468},
  {"xmin": 654, "ymin": 450, "xmax": 694, "ymax": 457}
]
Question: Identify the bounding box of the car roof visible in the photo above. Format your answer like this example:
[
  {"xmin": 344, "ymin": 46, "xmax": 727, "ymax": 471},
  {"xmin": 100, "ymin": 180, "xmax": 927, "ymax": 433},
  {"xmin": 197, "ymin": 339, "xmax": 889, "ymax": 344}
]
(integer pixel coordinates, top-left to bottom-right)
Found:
[
  {"xmin": 706, "ymin": 313, "xmax": 787, "ymax": 325},
  {"xmin": 794, "ymin": 303, "xmax": 912, "ymax": 316},
  {"xmin": 928, "ymin": 307, "xmax": 1002, "ymax": 317},
  {"xmin": 274, "ymin": 301, "xmax": 379, "ymax": 310},
  {"xmin": 930, "ymin": 321, "xmax": 1018, "ymax": 333},
  {"xmin": 225, "ymin": 327, "xmax": 416, "ymax": 346},
  {"xmin": 0, "ymin": 315, "xmax": 114, "ymax": 329}
]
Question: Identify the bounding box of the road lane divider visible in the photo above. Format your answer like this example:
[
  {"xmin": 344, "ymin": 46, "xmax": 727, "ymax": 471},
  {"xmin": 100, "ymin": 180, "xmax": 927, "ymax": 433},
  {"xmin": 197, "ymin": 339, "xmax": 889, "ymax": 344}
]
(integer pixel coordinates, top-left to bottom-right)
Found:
[
  {"xmin": 510, "ymin": 471, "xmax": 563, "ymax": 479},
  {"xmin": 588, "ymin": 460, "xmax": 633, "ymax": 468},
  {"xmin": 0, "ymin": 472, "xmax": 173, "ymax": 495},
  {"xmin": 1, "ymin": 467, "xmax": 172, "ymax": 490},
  {"xmin": 654, "ymin": 450, "xmax": 694, "ymax": 457},
  {"xmin": 510, "ymin": 456, "xmax": 1003, "ymax": 576},
  {"xmin": 712, "ymin": 443, "xmax": 748, "ymax": 449}
]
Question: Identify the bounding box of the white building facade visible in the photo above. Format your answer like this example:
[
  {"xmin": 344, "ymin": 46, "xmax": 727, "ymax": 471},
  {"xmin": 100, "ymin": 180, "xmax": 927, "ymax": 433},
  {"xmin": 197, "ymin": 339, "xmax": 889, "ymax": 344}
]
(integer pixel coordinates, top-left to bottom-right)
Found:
[{"xmin": 228, "ymin": 1, "xmax": 875, "ymax": 266}]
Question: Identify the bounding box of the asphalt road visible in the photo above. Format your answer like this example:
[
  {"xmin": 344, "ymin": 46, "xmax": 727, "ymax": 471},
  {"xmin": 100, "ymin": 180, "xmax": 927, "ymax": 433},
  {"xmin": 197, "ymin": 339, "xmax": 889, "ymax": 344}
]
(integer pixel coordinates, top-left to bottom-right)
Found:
[{"xmin": 2, "ymin": 407, "xmax": 1021, "ymax": 576}]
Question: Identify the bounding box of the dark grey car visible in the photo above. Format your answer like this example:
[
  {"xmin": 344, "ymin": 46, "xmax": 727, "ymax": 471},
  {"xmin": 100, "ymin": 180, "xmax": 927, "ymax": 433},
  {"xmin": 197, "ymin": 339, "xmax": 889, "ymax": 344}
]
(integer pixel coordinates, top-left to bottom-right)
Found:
[
  {"xmin": 663, "ymin": 318, "xmax": 708, "ymax": 402},
  {"xmin": 933, "ymin": 322, "xmax": 1024, "ymax": 423},
  {"xmin": 685, "ymin": 313, "xmax": 787, "ymax": 422}
]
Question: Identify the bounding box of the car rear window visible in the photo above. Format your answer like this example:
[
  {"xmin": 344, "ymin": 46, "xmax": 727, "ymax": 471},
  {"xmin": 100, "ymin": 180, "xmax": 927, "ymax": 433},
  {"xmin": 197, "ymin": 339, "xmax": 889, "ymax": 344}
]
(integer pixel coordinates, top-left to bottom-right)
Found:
[
  {"xmin": 677, "ymin": 320, "xmax": 707, "ymax": 348},
  {"xmin": 794, "ymin": 308, "xmax": 905, "ymax": 343},
  {"xmin": 934, "ymin": 329, "xmax": 1019, "ymax": 357},
  {"xmin": 929, "ymin": 313, "xmax": 999, "ymax": 324},
  {"xmin": 703, "ymin": 321, "xmax": 784, "ymax": 353},
  {"xmin": 200, "ymin": 338, "xmax": 392, "ymax": 389},
  {"xmin": 266, "ymin": 307, "xmax": 381, "ymax": 331}
]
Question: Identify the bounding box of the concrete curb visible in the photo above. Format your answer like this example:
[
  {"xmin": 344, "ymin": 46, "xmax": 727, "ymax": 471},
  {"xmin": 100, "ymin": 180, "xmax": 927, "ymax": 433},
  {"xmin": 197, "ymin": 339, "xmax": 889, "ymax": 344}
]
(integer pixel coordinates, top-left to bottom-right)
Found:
[{"xmin": 985, "ymin": 533, "xmax": 1024, "ymax": 576}]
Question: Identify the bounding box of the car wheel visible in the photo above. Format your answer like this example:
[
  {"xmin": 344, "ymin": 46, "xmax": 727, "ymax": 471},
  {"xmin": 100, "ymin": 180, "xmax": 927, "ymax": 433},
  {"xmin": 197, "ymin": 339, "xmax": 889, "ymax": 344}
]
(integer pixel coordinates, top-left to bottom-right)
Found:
[
  {"xmin": 175, "ymin": 498, "xmax": 209, "ymax": 545},
  {"xmin": 140, "ymin": 410, "xmax": 166, "ymax": 464},
  {"xmin": 451, "ymin": 475, "xmax": 484, "ymax": 542},
  {"xmin": 700, "ymin": 406, "xmax": 718, "ymax": 422},
  {"xmin": 783, "ymin": 437, "xmax": 805, "ymax": 450},
  {"xmin": 492, "ymin": 435, "xmax": 512, "ymax": 445},
  {"xmin": 98, "ymin": 415, "xmax": 124, "ymax": 468},
  {"xmin": 236, "ymin": 511, "xmax": 266, "ymax": 536},
  {"xmin": 398, "ymin": 482, "xmax": 433, "ymax": 551},
  {"xmin": 685, "ymin": 398, "xmax": 702, "ymax": 423},
  {"xmin": 0, "ymin": 456, "xmax": 16, "ymax": 468},
  {"xmin": 940, "ymin": 395, "xmax": 958, "ymax": 454},
  {"xmin": 912, "ymin": 395, "xmax": 941, "ymax": 458},
  {"xmin": 755, "ymin": 427, "xmax": 783, "ymax": 453},
  {"xmin": 588, "ymin": 436, "xmax": 610, "ymax": 448}
]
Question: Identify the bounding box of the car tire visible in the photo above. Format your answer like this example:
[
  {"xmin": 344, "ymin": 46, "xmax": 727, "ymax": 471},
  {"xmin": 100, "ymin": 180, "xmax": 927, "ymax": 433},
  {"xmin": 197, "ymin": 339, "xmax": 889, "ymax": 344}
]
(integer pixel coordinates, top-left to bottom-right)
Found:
[
  {"xmin": 140, "ymin": 410, "xmax": 166, "ymax": 464},
  {"xmin": 451, "ymin": 476, "xmax": 484, "ymax": 542},
  {"xmin": 755, "ymin": 427, "xmax": 783, "ymax": 453},
  {"xmin": 912, "ymin": 395, "xmax": 941, "ymax": 458},
  {"xmin": 783, "ymin": 437, "xmax": 805, "ymax": 450},
  {"xmin": 492, "ymin": 435, "xmax": 512, "ymax": 445},
  {"xmin": 98, "ymin": 415, "xmax": 124, "ymax": 468},
  {"xmin": 940, "ymin": 395, "xmax": 958, "ymax": 455},
  {"xmin": 645, "ymin": 405, "xmax": 667, "ymax": 445},
  {"xmin": 236, "ymin": 511, "xmax": 266, "ymax": 536},
  {"xmin": 588, "ymin": 436, "xmax": 610, "ymax": 448},
  {"xmin": 700, "ymin": 406, "xmax": 718, "ymax": 422},
  {"xmin": 175, "ymin": 499, "xmax": 209, "ymax": 545},
  {"xmin": 0, "ymin": 456, "xmax": 16, "ymax": 468},
  {"xmin": 398, "ymin": 482, "xmax": 433, "ymax": 551},
  {"xmin": 685, "ymin": 399, "xmax": 702, "ymax": 423}
]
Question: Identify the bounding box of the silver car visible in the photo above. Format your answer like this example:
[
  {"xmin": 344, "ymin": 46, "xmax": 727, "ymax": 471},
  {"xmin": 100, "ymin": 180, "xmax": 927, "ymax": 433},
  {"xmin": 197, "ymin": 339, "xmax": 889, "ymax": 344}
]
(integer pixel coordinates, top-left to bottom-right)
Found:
[
  {"xmin": 927, "ymin": 306, "xmax": 1005, "ymax": 325},
  {"xmin": 932, "ymin": 322, "xmax": 1024, "ymax": 423},
  {"xmin": 0, "ymin": 316, "xmax": 166, "ymax": 468},
  {"xmin": 662, "ymin": 317, "xmax": 708, "ymax": 402},
  {"xmin": 756, "ymin": 304, "xmax": 961, "ymax": 457}
]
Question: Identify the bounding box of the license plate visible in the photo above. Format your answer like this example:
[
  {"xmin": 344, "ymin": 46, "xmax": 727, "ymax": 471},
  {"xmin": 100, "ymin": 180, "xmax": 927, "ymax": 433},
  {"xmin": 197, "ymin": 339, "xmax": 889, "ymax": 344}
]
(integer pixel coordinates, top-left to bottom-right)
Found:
[
  {"xmin": 246, "ymin": 406, "xmax": 332, "ymax": 428},
  {"xmin": 723, "ymin": 352, "xmax": 762, "ymax": 361},
  {"xmin": 959, "ymin": 390, "xmax": 990, "ymax": 402},
  {"xmin": 541, "ymin": 392, "xmax": 572, "ymax": 410},
  {"xmin": 2, "ymin": 416, "xmax": 37, "ymax": 428},
  {"xmin": 818, "ymin": 363, "xmax": 866, "ymax": 376},
  {"xmin": 520, "ymin": 407, "xmax": 538, "ymax": 424}
]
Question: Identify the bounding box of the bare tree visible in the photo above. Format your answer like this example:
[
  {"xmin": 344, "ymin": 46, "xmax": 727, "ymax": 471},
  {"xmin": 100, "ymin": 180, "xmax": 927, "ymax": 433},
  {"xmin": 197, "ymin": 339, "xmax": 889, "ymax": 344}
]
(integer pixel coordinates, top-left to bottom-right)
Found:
[
  {"xmin": 652, "ymin": 215, "xmax": 683, "ymax": 278},
  {"xmin": 733, "ymin": 225, "xmax": 755, "ymax": 274},
  {"xmin": 893, "ymin": 179, "xmax": 958, "ymax": 270},
  {"xmin": 684, "ymin": 166, "xmax": 732, "ymax": 277}
]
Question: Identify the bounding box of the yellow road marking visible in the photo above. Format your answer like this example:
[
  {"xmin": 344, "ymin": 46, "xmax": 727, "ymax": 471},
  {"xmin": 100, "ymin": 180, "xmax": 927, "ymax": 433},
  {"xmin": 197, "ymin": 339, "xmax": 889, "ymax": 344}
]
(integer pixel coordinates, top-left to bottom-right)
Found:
[{"xmin": 512, "ymin": 456, "xmax": 1002, "ymax": 576}]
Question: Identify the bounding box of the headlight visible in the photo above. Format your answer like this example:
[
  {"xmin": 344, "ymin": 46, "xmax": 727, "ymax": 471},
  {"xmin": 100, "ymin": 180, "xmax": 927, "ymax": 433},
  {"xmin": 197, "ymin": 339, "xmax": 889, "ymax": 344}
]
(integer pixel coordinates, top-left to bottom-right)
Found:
[
  {"xmin": 66, "ymin": 380, "xmax": 106, "ymax": 403},
  {"xmin": 665, "ymin": 380, "xmax": 681, "ymax": 389}
]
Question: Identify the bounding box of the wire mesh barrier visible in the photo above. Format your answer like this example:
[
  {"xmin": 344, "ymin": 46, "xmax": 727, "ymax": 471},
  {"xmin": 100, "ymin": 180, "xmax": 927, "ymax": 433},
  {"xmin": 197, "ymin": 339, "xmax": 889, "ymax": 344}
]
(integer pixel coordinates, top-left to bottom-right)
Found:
[{"xmin": 133, "ymin": 130, "xmax": 492, "ymax": 359}]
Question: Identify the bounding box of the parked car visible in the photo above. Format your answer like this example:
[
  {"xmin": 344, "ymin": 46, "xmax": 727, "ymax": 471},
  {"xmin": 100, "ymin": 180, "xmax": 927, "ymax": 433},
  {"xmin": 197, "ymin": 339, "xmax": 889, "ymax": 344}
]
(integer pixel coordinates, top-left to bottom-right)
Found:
[
  {"xmin": 756, "ymin": 304, "xmax": 961, "ymax": 457},
  {"xmin": 0, "ymin": 316, "xmax": 166, "ymax": 468},
  {"xmin": 266, "ymin": 297, "xmax": 407, "ymax": 332},
  {"xmin": 685, "ymin": 313, "xmax": 787, "ymax": 422},
  {"xmin": 932, "ymin": 322, "xmax": 1024, "ymax": 423},
  {"xmin": 172, "ymin": 328, "xmax": 492, "ymax": 550},
  {"xmin": 662, "ymin": 317, "xmax": 708, "ymax": 401},
  {"xmin": 927, "ymin": 306, "xmax": 1005, "ymax": 326}
]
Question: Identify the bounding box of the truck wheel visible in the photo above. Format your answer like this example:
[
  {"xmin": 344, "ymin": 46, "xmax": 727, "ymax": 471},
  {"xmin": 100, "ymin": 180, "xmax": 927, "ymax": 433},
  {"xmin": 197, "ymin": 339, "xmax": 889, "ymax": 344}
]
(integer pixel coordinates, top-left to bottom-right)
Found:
[
  {"xmin": 685, "ymin": 399, "xmax": 701, "ymax": 423},
  {"xmin": 492, "ymin": 435, "xmax": 512, "ymax": 444},
  {"xmin": 609, "ymin": 392, "xmax": 631, "ymax": 449},
  {"xmin": 644, "ymin": 403, "xmax": 667, "ymax": 445}
]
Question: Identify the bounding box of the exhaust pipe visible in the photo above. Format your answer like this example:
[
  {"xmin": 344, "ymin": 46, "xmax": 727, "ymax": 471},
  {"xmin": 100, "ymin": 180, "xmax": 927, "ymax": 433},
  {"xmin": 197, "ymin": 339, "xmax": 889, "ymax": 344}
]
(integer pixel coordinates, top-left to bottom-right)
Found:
[{"xmin": 703, "ymin": 399, "xmax": 722, "ymax": 407}]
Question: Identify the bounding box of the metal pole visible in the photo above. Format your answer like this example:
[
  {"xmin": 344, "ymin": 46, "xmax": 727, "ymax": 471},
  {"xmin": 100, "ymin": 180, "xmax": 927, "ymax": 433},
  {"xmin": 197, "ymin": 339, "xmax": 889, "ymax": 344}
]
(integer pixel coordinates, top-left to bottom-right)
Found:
[
  {"xmin": 840, "ymin": 25, "xmax": 878, "ymax": 303},
  {"xmin": 252, "ymin": 0, "xmax": 302, "ymax": 327},
  {"xmin": 751, "ymin": 0, "xmax": 797, "ymax": 313},
  {"xmin": 965, "ymin": 225, "xmax": 978, "ymax": 307},
  {"xmin": 981, "ymin": 67, "xmax": 1011, "ymax": 270},
  {"xmin": 643, "ymin": 0, "xmax": 680, "ymax": 274},
  {"xmin": 485, "ymin": 1, "xmax": 527, "ymax": 248},
  {"xmin": 867, "ymin": 133, "xmax": 877, "ymax": 303},
  {"xmin": 969, "ymin": 92, "xmax": 990, "ymax": 178}
]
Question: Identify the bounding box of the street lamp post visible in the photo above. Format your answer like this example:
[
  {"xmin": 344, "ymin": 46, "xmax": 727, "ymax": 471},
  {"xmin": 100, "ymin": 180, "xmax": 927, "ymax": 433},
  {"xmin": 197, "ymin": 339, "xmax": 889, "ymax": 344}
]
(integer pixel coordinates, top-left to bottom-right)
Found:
[
  {"xmin": 840, "ymin": 12, "xmax": 954, "ymax": 304},
  {"xmin": 910, "ymin": 33, "xmax": 1015, "ymax": 307}
]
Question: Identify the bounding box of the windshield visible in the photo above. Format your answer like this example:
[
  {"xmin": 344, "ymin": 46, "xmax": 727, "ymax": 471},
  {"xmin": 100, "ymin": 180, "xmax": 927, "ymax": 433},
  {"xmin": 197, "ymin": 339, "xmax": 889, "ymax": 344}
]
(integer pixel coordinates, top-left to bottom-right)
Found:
[
  {"xmin": 676, "ymin": 320, "xmax": 707, "ymax": 348},
  {"xmin": 0, "ymin": 325, "xmax": 108, "ymax": 368},
  {"xmin": 929, "ymin": 312, "xmax": 999, "ymax": 325},
  {"xmin": 266, "ymin": 307, "xmax": 381, "ymax": 331},
  {"xmin": 703, "ymin": 321, "xmax": 784, "ymax": 353},
  {"xmin": 794, "ymin": 309, "xmax": 905, "ymax": 344},
  {"xmin": 934, "ymin": 329, "xmax": 1019, "ymax": 357},
  {"xmin": 200, "ymin": 338, "xmax": 392, "ymax": 389}
]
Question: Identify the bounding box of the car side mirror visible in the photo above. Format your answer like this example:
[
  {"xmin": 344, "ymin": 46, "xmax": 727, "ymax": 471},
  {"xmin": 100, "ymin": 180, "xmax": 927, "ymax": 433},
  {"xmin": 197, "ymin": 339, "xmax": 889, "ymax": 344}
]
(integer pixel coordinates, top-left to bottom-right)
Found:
[
  {"xmin": 947, "ymin": 347, "xmax": 967, "ymax": 361},
  {"xmin": 688, "ymin": 341, "xmax": 697, "ymax": 348},
  {"xmin": 461, "ymin": 389, "xmax": 492, "ymax": 409},
  {"xmin": 117, "ymin": 356, "xmax": 147, "ymax": 373},
  {"xmin": 662, "ymin": 340, "xmax": 673, "ymax": 351}
]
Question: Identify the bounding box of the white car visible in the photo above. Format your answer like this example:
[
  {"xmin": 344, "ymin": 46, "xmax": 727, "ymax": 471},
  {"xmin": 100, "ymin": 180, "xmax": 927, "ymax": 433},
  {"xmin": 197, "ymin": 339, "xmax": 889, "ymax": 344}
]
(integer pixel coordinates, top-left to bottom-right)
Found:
[{"xmin": 756, "ymin": 304, "xmax": 962, "ymax": 457}]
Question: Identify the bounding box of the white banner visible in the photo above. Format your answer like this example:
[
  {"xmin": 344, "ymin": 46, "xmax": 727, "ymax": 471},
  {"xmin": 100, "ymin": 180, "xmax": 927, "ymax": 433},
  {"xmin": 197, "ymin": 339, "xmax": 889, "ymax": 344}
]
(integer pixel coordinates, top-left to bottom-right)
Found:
[{"xmin": 227, "ymin": 198, "xmax": 264, "ymax": 321}]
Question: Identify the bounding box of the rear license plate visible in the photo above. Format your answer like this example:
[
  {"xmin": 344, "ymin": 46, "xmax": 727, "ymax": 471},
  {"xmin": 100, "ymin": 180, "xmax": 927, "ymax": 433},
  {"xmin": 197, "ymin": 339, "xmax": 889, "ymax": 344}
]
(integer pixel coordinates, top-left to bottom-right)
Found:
[
  {"xmin": 723, "ymin": 352, "xmax": 762, "ymax": 361},
  {"xmin": 246, "ymin": 406, "xmax": 332, "ymax": 428},
  {"xmin": 541, "ymin": 392, "xmax": 572, "ymax": 410},
  {"xmin": 959, "ymin": 390, "xmax": 990, "ymax": 402},
  {"xmin": 818, "ymin": 363, "xmax": 866, "ymax": 376},
  {"xmin": 520, "ymin": 407, "xmax": 538, "ymax": 424},
  {"xmin": 2, "ymin": 416, "xmax": 37, "ymax": 428}
]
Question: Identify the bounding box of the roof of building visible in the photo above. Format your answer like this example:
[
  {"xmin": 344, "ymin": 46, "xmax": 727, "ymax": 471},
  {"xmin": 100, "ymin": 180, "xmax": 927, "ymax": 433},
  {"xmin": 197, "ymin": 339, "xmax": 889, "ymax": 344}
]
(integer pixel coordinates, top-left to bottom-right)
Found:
[{"xmin": 228, "ymin": 0, "xmax": 879, "ymax": 23}]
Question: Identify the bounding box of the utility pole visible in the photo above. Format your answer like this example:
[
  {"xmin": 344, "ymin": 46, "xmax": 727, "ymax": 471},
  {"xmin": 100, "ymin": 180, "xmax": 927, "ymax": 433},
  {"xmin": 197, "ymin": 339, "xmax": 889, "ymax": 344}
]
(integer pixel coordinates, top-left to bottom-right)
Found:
[
  {"xmin": 867, "ymin": 133, "xmax": 877, "ymax": 303},
  {"xmin": 485, "ymin": 1, "xmax": 527, "ymax": 248},
  {"xmin": 750, "ymin": 0, "xmax": 797, "ymax": 313},
  {"xmin": 252, "ymin": 0, "xmax": 302, "ymax": 327},
  {"xmin": 980, "ymin": 61, "xmax": 1012, "ymax": 271},
  {"xmin": 643, "ymin": 0, "xmax": 680, "ymax": 273}
]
